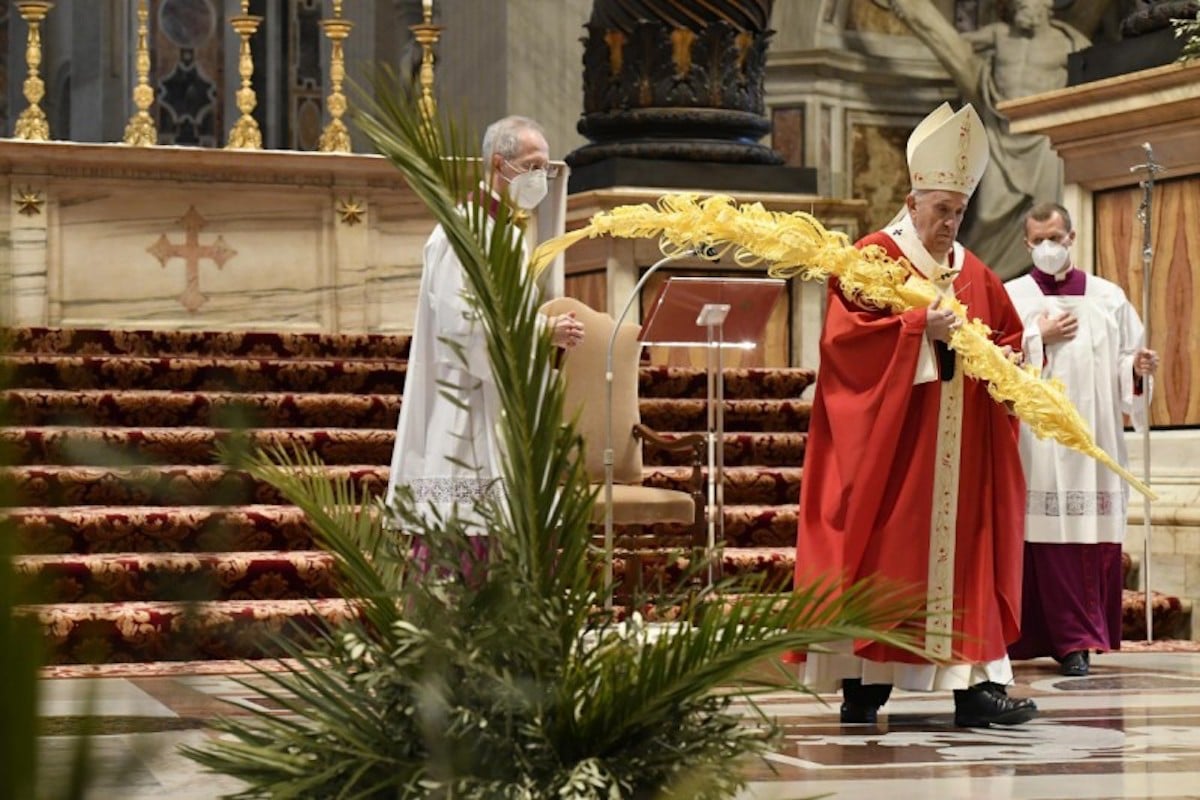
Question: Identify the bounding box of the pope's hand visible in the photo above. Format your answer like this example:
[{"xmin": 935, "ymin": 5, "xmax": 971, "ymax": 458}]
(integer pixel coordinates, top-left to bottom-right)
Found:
[{"xmin": 925, "ymin": 295, "xmax": 961, "ymax": 343}]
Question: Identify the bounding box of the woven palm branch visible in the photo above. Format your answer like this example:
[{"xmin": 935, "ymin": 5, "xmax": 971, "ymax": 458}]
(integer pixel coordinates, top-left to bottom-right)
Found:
[{"xmin": 531, "ymin": 193, "xmax": 1155, "ymax": 500}]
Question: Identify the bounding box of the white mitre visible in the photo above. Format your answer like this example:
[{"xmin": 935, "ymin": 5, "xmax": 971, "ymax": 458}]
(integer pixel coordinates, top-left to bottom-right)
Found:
[{"xmin": 906, "ymin": 102, "xmax": 988, "ymax": 197}]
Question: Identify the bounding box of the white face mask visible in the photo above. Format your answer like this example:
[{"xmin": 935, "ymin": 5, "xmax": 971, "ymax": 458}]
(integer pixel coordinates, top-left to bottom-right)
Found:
[
  {"xmin": 1031, "ymin": 240, "xmax": 1070, "ymax": 275},
  {"xmin": 507, "ymin": 169, "xmax": 548, "ymax": 210}
]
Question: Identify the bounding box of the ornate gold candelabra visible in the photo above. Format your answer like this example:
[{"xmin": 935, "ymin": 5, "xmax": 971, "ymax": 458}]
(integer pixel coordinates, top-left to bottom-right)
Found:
[
  {"xmin": 13, "ymin": 1, "xmax": 55, "ymax": 141},
  {"xmin": 226, "ymin": 0, "xmax": 263, "ymax": 149},
  {"xmin": 318, "ymin": 0, "xmax": 353, "ymax": 152},
  {"xmin": 409, "ymin": 0, "xmax": 443, "ymax": 124},
  {"xmin": 123, "ymin": 0, "xmax": 157, "ymax": 146}
]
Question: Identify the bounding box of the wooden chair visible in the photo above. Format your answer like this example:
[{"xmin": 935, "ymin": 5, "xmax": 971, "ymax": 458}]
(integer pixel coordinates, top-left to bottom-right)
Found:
[{"xmin": 541, "ymin": 297, "xmax": 707, "ymax": 596}]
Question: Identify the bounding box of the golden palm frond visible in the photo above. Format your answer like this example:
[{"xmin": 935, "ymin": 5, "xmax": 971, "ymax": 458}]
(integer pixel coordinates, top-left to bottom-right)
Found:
[{"xmin": 532, "ymin": 193, "xmax": 1155, "ymax": 500}]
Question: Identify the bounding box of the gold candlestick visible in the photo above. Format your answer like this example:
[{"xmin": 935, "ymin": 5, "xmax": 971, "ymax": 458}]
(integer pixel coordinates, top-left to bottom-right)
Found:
[
  {"xmin": 226, "ymin": 0, "xmax": 263, "ymax": 150},
  {"xmin": 409, "ymin": 0, "xmax": 442, "ymax": 124},
  {"xmin": 318, "ymin": 0, "xmax": 353, "ymax": 152},
  {"xmin": 13, "ymin": 1, "xmax": 55, "ymax": 141},
  {"xmin": 123, "ymin": 0, "xmax": 157, "ymax": 146}
]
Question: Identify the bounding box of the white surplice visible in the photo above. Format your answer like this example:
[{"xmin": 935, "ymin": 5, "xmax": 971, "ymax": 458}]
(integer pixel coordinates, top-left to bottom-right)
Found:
[
  {"xmin": 384, "ymin": 181, "xmax": 567, "ymax": 534},
  {"xmin": 385, "ymin": 220, "xmax": 504, "ymax": 533},
  {"xmin": 1005, "ymin": 272, "xmax": 1148, "ymax": 544}
]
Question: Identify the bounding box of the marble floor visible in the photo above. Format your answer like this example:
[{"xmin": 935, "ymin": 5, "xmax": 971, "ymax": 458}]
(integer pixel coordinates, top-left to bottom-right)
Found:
[{"xmin": 35, "ymin": 652, "xmax": 1200, "ymax": 799}]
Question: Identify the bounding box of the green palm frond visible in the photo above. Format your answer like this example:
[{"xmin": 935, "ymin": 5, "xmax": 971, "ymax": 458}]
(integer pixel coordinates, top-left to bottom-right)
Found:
[{"xmin": 184, "ymin": 70, "xmax": 930, "ymax": 799}]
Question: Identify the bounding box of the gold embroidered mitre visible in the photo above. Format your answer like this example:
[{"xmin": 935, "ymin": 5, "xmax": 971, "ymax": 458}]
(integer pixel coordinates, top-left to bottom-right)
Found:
[{"xmin": 907, "ymin": 102, "xmax": 989, "ymax": 197}]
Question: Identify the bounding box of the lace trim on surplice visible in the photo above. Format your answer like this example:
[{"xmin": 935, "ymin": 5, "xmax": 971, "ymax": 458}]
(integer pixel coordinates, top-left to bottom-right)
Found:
[
  {"xmin": 1026, "ymin": 490, "xmax": 1127, "ymax": 517},
  {"xmin": 403, "ymin": 477, "xmax": 499, "ymax": 504}
]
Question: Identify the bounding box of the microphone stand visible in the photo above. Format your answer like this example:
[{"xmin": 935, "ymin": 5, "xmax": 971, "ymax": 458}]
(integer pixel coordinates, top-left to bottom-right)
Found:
[
  {"xmin": 1130, "ymin": 142, "xmax": 1163, "ymax": 641},
  {"xmin": 604, "ymin": 250, "xmax": 696, "ymax": 609}
]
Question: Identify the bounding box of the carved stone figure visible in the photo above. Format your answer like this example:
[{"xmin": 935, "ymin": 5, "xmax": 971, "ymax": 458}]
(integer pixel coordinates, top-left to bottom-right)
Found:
[{"xmin": 888, "ymin": 0, "xmax": 1090, "ymax": 278}]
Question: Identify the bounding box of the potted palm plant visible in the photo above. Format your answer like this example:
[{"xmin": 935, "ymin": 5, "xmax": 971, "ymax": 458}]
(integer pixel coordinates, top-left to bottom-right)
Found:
[{"xmin": 181, "ymin": 73, "xmax": 923, "ymax": 799}]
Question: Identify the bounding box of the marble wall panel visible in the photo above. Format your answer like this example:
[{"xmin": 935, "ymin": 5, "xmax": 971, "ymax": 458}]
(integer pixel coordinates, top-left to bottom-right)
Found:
[
  {"xmin": 51, "ymin": 184, "xmax": 329, "ymax": 329},
  {"xmin": 848, "ymin": 116, "xmax": 911, "ymax": 233},
  {"xmin": 365, "ymin": 194, "xmax": 435, "ymax": 333},
  {"xmin": 771, "ymin": 106, "xmax": 805, "ymax": 168}
]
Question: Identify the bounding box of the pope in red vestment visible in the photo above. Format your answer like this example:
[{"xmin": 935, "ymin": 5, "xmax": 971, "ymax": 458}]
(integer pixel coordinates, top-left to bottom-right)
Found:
[{"xmin": 793, "ymin": 102, "xmax": 1038, "ymax": 728}]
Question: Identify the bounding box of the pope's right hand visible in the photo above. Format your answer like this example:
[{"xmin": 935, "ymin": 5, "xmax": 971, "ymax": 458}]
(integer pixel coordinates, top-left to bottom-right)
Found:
[{"xmin": 925, "ymin": 295, "xmax": 960, "ymax": 343}]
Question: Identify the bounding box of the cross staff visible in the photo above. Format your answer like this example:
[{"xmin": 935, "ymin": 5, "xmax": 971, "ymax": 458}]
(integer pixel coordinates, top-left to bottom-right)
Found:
[{"xmin": 1130, "ymin": 142, "xmax": 1164, "ymax": 641}]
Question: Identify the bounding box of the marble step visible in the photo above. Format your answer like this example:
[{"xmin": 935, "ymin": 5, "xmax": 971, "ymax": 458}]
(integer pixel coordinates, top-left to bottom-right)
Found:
[
  {"xmin": 21, "ymin": 561, "xmax": 1188, "ymax": 664},
  {"xmin": 5, "ymin": 502, "xmax": 799, "ymax": 555},
  {"xmin": 23, "ymin": 598, "xmax": 360, "ymax": 664},
  {"xmin": 638, "ymin": 398, "xmax": 812, "ymax": 432},
  {"xmin": 1, "ymin": 389, "xmax": 401, "ymax": 428},
  {"xmin": 612, "ymin": 546, "xmax": 797, "ymax": 594},
  {"xmin": 0, "ymin": 426, "xmax": 808, "ymax": 469},
  {"xmin": 0, "ymin": 353, "xmax": 408, "ymax": 394},
  {"xmin": 0, "ymin": 427, "xmax": 398, "ymax": 467},
  {"xmin": 3, "ymin": 326, "xmax": 410, "ymax": 359},
  {"xmin": 14, "ymin": 550, "xmax": 340, "ymax": 603},
  {"xmin": 1, "ymin": 352, "xmax": 813, "ymax": 401},
  {"xmin": 1, "ymin": 464, "xmax": 803, "ymax": 508},
  {"xmin": 1121, "ymin": 590, "xmax": 1193, "ymax": 641},
  {"xmin": 1, "ymin": 390, "xmax": 810, "ymax": 431},
  {"xmin": 14, "ymin": 546, "xmax": 798, "ymax": 606},
  {"xmin": 5, "ymin": 505, "xmax": 316, "ymax": 554}
]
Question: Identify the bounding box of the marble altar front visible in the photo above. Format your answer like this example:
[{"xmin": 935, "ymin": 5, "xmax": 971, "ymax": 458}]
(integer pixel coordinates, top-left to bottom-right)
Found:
[{"xmin": 0, "ymin": 140, "xmax": 436, "ymax": 334}]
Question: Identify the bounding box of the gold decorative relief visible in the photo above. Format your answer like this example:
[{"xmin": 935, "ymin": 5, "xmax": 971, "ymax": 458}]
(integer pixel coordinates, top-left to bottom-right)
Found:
[
  {"xmin": 15, "ymin": 186, "xmax": 45, "ymax": 216},
  {"xmin": 336, "ymin": 196, "xmax": 366, "ymax": 226}
]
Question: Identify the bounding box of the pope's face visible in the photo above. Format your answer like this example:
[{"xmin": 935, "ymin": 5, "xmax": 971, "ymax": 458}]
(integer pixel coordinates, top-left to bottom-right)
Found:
[{"xmin": 907, "ymin": 190, "xmax": 969, "ymax": 260}]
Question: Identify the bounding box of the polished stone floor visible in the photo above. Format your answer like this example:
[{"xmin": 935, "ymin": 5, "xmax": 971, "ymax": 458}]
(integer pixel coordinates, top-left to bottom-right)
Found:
[{"xmin": 35, "ymin": 652, "xmax": 1200, "ymax": 799}]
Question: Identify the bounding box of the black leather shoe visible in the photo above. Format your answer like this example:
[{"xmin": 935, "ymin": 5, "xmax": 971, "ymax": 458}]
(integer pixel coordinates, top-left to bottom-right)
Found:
[
  {"xmin": 953, "ymin": 682, "xmax": 1038, "ymax": 728},
  {"xmin": 1060, "ymin": 650, "xmax": 1090, "ymax": 677},
  {"xmin": 840, "ymin": 678, "xmax": 892, "ymax": 724},
  {"xmin": 840, "ymin": 701, "xmax": 878, "ymax": 724}
]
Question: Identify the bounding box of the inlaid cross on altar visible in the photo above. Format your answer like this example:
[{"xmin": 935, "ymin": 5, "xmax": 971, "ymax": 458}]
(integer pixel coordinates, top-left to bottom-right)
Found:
[{"xmin": 147, "ymin": 206, "xmax": 237, "ymax": 312}]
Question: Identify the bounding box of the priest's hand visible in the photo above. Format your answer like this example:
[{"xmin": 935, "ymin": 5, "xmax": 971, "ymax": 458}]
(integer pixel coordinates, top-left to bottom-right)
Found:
[
  {"xmin": 1037, "ymin": 309, "xmax": 1077, "ymax": 344},
  {"xmin": 1134, "ymin": 348, "xmax": 1159, "ymax": 377},
  {"xmin": 925, "ymin": 295, "xmax": 961, "ymax": 343},
  {"xmin": 549, "ymin": 312, "xmax": 585, "ymax": 349}
]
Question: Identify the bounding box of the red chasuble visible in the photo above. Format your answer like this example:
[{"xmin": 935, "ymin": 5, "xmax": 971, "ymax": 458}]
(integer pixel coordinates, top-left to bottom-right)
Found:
[{"xmin": 795, "ymin": 231, "xmax": 1026, "ymax": 666}]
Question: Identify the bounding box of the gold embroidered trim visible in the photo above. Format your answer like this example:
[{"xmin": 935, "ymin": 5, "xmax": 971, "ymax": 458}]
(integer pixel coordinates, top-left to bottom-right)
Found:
[{"xmin": 925, "ymin": 361, "xmax": 963, "ymax": 660}]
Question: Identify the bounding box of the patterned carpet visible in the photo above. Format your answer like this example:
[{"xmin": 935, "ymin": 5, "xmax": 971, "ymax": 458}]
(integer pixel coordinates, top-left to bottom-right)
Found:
[{"xmin": 1, "ymin": 325, "xmax": 1191, "ymax": 668}]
